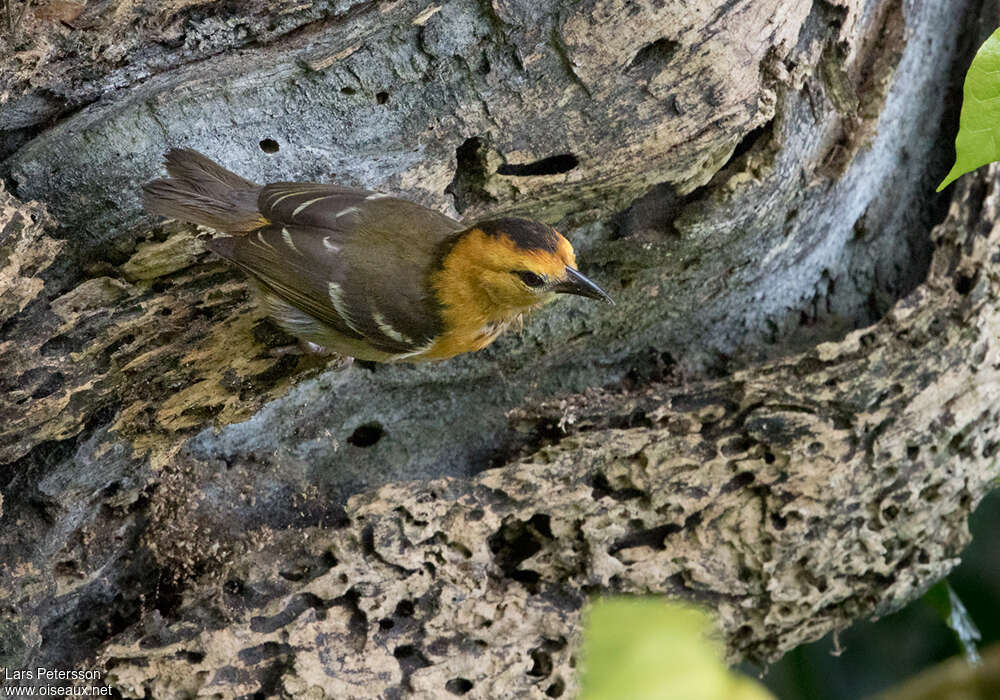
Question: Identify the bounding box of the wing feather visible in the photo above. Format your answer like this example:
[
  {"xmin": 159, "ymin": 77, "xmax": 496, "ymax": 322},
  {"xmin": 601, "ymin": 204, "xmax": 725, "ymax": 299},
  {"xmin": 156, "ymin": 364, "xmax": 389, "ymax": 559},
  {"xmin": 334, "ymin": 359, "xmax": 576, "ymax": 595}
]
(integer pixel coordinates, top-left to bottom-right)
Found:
[
  {"xmin": 207, "ymin": 227, "xmax": 368, "ymax": 344},
  {"xmin": 259, "ymin": 183, "xmax": 373, "ymax": 231}
]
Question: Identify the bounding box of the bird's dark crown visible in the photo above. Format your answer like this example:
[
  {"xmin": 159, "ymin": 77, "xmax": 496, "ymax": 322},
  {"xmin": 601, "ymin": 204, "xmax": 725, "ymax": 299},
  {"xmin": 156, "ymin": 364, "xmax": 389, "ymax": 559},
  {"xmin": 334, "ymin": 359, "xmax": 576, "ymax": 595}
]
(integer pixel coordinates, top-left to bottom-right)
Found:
[{"xmin": 475, "ymin": 218, "xmax": 561, "ymax": 253}]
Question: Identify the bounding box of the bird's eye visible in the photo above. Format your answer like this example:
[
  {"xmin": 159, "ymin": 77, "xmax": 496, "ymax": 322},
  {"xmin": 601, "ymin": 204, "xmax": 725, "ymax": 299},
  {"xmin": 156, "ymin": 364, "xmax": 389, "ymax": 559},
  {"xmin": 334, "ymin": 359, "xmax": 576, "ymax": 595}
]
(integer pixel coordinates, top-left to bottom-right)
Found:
[{"xmin": 515, "ymin": 270, "xmax": 546, "ymax": 288}]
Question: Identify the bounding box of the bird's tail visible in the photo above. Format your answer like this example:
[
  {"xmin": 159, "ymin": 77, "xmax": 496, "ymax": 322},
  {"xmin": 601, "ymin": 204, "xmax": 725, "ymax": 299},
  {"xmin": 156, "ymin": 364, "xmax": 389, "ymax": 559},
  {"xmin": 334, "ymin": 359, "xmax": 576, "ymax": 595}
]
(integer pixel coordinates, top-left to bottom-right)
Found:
[{"xmin": 142, "ymin": 148, "xmax": 267, "ymax": 232}]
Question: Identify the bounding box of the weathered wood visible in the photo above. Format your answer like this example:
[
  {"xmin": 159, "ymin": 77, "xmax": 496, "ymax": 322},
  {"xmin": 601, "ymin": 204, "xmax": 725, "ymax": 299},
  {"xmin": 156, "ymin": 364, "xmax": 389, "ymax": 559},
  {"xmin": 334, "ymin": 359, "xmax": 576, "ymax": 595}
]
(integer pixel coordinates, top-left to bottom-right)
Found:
[
  {"xmin": 1, "ymin": 0, "xmax": 997, "ymax": 697},
  {"xmin": 84, "ymin": 169, "xmax": 1000, "ymax": 697}
]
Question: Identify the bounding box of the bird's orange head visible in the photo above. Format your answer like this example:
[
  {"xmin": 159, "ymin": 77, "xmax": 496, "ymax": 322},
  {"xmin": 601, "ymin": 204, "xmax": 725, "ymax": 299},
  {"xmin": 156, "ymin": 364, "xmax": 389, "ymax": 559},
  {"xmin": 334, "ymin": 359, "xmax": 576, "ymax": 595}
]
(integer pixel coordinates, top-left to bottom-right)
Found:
[{"xmin": 431, "ymin": 218, "xmax": 612, "ymax": 326}]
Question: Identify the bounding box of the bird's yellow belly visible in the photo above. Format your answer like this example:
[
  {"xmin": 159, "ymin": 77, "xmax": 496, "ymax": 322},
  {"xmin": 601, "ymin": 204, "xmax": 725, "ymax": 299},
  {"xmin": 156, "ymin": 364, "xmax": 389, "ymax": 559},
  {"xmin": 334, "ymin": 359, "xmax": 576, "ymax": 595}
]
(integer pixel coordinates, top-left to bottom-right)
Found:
[{"xmin": 418, "ymin": 320, "xmax": 509, "ymax": 360}]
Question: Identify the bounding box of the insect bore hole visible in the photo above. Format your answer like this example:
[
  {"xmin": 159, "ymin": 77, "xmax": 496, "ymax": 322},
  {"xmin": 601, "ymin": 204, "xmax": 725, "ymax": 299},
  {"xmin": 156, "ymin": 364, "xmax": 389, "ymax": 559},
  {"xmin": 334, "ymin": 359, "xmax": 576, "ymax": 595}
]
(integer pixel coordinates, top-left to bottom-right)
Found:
[{"xmin": 348, "ymin": 422, "xmax": 385, "ymax": 447}]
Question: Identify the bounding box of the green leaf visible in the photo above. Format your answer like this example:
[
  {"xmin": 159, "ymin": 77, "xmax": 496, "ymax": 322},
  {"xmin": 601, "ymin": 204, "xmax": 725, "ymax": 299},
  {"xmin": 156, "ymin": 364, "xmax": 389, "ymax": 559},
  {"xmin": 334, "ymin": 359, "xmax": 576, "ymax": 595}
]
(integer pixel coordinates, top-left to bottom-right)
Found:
[
  {"xmin": 924, "ymin": 580, "xmax": 982, "ymax": 664},
  {"xmin": 579, "ymin": 598, "xmax": 775, "ymax": 700},
  {"xmin": 939, "ymin": 27, "xmax": 1000, "ymax": 191}
]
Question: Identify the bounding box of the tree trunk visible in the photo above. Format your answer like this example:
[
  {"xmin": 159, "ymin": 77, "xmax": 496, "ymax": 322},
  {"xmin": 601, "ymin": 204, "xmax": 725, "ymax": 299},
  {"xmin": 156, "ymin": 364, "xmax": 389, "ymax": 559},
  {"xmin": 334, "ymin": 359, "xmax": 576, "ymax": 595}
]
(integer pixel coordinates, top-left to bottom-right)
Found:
[{"xmin": 1, "ymin": 0, "xmax": 997, "ymax": 697}]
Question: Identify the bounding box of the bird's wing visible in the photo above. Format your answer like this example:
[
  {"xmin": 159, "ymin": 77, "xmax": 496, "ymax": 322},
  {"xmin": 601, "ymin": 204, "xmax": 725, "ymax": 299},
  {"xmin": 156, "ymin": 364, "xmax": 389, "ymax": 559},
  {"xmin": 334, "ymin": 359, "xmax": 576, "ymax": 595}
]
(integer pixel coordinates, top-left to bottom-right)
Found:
[
  {"xmin": 258, "ymin": 182, "xmax": 374, "ymax": 230},
  {"xmin": 210, "ymin": 186, "xmax": 465, "ymax": 355}
]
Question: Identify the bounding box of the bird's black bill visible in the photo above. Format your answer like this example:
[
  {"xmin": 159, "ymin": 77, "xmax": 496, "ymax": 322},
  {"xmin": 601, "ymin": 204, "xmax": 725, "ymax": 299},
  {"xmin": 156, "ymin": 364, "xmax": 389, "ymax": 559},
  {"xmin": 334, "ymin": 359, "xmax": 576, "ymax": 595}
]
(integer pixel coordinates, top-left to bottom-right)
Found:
[{"xmin": 554, "ymin": 267, "xmax": 614, "ymax": 304}]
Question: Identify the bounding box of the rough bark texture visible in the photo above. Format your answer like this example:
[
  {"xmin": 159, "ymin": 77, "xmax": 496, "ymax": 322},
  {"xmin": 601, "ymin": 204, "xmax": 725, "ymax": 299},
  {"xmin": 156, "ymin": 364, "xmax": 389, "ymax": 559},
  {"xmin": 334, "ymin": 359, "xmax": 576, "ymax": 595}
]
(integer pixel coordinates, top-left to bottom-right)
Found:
[{"xmin": 1, "ymin": 0, "xmax": 998, "ymax": 698}]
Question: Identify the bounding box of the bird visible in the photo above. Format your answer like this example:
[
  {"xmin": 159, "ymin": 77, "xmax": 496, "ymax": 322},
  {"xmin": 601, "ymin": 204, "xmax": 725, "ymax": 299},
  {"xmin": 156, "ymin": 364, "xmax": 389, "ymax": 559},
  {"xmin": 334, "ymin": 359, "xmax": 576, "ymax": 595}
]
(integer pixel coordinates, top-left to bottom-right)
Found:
[{"xmin": 142, "ymin": 148, "xmax": 612, "ymax": 362}]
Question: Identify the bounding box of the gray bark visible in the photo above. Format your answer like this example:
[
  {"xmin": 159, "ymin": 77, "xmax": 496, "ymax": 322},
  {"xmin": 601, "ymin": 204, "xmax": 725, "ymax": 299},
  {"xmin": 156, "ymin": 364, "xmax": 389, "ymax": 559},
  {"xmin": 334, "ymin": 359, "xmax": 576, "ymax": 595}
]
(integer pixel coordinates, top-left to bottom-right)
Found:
[{"xmin": 1, "ymin": 0, "xmax": 997, "ymax": 697}]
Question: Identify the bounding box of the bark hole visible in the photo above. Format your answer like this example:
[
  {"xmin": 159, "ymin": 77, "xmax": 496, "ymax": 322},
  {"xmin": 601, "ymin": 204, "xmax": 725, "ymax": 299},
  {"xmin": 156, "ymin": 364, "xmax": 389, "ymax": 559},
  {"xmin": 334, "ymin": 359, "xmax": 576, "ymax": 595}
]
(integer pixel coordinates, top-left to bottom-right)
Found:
[
  {"xmin": 590, "ymin": 471, "xmax": 644, "ymax": 501},
  {"xmin": 332, "ymin": 588, "xmax": 369, "ymax": 653},
  {"xmin": 348, "ymin": 422, "xmax": 385, "ymax": 447},
  {"xmin": 528, "ymin": 647, "xmax": 553, "ymax": 677},
  {"xmin": 445, "ymin": 678, "xmax": 473, "ymax": 695},
  {"xmin": 496, "ymin": 154, "xmax": 579, "ymax": 177},
  {"xmin": 393, "ymin": 644, "xmax": 433, "ymax": 680},
  {"xmin": 489, "ymin": 514, "xmax": 553, "ymax": 579},
  {"xmin": 728, "ymin": 121, "xmax": 773, "ymax": 165},
  {"xmin": 445, "ymin": 136, "xmax": 496, "ymax": 213},
  {"xmin": 721, "ymin": 471, "xmax": 757, "ymax": 494},
  {"xmin": 626, "ymin": 37, "xmax": 681, "ymax": 77},
  {"xmin": 955, "ymin": 272, "xmax": 976, "ymax": 295},
  {"xmin": 177, "ymin": 649, "xmax": 206, "ymax": 664},
  {"xmin": 609, "ymin": 523, "xmax": 681, "ymax": 554}
]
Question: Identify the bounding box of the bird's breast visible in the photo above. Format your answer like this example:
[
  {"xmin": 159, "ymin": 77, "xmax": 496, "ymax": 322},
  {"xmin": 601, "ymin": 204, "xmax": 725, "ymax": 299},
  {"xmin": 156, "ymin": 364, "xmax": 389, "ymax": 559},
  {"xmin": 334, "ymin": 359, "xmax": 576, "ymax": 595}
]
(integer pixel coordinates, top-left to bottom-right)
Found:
[{"xmin": 415, "ymin": 318, "xmax": 513, "ymax": 360}]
